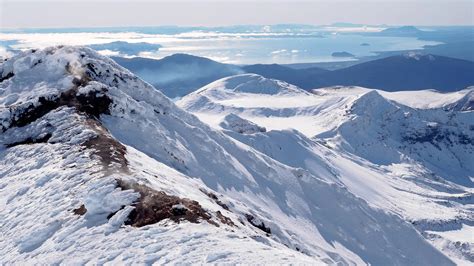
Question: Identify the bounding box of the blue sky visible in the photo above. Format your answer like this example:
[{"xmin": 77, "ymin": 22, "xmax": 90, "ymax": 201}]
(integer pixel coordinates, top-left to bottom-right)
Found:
[{"xmin": 0, "ymin": 0, "xmax": 473, "ymax": 28}]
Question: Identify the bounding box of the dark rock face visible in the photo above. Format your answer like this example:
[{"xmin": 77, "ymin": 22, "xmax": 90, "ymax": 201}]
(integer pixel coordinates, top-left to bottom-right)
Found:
[
  {"xmin": 403, "ymin": 123, "xmax": 474, "ymax": 147},
  {"xmin": 7, "ymin": 96, "xmax": 61, "ymax": 130},
  {"xmin": 4, "ymin": 85, "xmax": 112, "ymax": 133},
  {"xmin": 245, "ymin": 214, "xmax": 271, "ymax": 234},
  {"xmin": 117, "ymin": 180, "xmax": 215, "ymax": 227},
  {"xmin": 200, "ymin": 188, "xmax": 229, "ymax": 210},
  {"xmin": 0, "ymin": 72, "xmax": 14, "ymax": 83},
  {"xmin": 6, "ymin": 133, "xmax": 52, "ymax": 148},
  {"xmin": 63, "ymin": 87, "xmax": 112, "ymax": 119}
]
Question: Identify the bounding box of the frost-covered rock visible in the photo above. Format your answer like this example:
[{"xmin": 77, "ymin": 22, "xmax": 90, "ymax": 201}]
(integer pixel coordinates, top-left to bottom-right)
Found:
[{"xmin": 220, "ymin": 113, "xmax": 266, "ymax": 134}]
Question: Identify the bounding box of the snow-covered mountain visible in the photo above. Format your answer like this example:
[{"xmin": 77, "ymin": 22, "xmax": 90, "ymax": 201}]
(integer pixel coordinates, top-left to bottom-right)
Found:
[
  {"xmin": 178, "ymin": 74, "xmax": 474, "ymax": 264},
  {"xmin": 0, "ymin": 47, "xmax": 468, "ymax": 264}
]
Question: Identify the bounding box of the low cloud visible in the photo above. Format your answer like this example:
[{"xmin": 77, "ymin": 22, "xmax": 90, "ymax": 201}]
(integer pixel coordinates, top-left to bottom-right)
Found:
[
  {"xmin": 0, "ymin": 46, "xmax": 14, "ymax": 60},
  {"xmin": 271, "ymin": 49, "xmax": 287, "ymax": 55}
]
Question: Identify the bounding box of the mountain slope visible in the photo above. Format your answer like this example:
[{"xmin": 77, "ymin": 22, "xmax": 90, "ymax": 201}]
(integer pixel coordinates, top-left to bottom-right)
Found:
[
  {"xmin": 112, "ymin": 54, "xmax": 242, "ymax": 98},
  {"xmin": 0, "ymin": 47, "xmax": 454, "ymax": 264},
  {"xmin": 319, "ymin": 90, "xmax": 474, "ymax": 184},
  {"xmin": 111, "ymin": 53, "xmax": 473, "ymax": 97},
  {"xmin": 179, "ymin": 76, "xmax": 474, "ymax": 263},
  {"xmin": 242, "ymin": 64, "xmax": 328, "ymax": 89},
  {"xmin": 179, "ymin": 74, "xmax": 355, "ymax": 136},
  {"xmin": 318, "ymin": 54, "xmax": 474, "ymax": 92},
  {"xmin": 245, "ymin": 54, "xmax": 474, "ymax": 91}
]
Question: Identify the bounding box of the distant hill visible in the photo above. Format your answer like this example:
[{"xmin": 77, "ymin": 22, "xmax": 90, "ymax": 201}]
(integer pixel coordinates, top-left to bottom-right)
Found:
[
  {"xmin": 331, "ymin": 51, "xmax": 355, "ymax": 58},
  {"xmin": 317, "ymin": 53, "xmax": 474, "ymax": 91},
  {"xmin": 113, "ymin": 55, "xmax": 328, "ymax": 97},
  {"xmin": 243, "ymin": 53, "xmax": 474, "ymax": 92},
  {"xmin": 241, "ymin": 64, "xmax": 329, "ymax": 88},
  {"xmin": 378, "ymin": 26, "xmax": 423, "ymax": 36},
  {"xmin": 113, "ymin": 53, "xmax": 474, "ymax": 97},
  {"xmin": 112, "ymin": 54, "xmax": 242, "ymax": 98}
]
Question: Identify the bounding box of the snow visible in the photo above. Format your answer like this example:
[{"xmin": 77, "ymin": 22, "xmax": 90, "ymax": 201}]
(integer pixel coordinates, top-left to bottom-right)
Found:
[
  {"xmin": 380, "ymin": 89, "xmax": 470, "ymax": 109},
  {"xmin": 426, "ymin": 224, "xmax": 474, "ymax": 265},
  {"xmin": 179, "ymin": 73, "xmax": 474, "ymax": 264},
  {"xmin": 178, "ymin": 77, "xmax": 355, "ymax": 137},
  {"xmin": 314, "ymin": 86, "xmax": 472, "ymax": 110},
  {"xmin": 194, "ymin": 73, "xmax": 311, "ymax": 96},
  {"xmin": 220, "ymin": 113, "xmax": 266, "ymax": 134},
  {"xmin": 428, "ymin": 224, "xmax": 474, "ymax": 245},
  {"xmin": 0, "ymin": 112, "xmax": 316, "ymax": 264},
  {"xmin": 0, "ymin": 46, "xmax": 469, "ymax": 264}
]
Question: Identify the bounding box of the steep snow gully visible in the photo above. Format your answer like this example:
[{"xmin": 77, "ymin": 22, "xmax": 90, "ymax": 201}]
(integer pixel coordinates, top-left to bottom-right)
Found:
[{"xmin": 0, "ymin": 46, "xmax": 469, "ymax": 264}]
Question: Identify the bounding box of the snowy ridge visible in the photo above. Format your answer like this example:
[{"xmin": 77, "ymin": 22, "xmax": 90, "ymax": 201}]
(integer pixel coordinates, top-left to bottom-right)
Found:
[
  {"xmin": 0, "ymin": 47, "xmax": 313, "ymax": 263},
  {"xmin": 445, "ymin": 88, "xmax": 474, "ymax": 112},
  {"xmin": 322, "ymin": 90, "xmax": 474, "ymax": 185},
  {"xmin": 193, "ymin": 73, "xmax": 309, "ymax": 96},
  {"xmin": 0, "ymin": 46, "xmax": 457, "ymax": 264},
  {"xmin": 317, "ymin": 90, "xmax": 474, "ymax": 263},
  {"xmin": 179, "ymin": 75, "xmax": 350, "ymax": 137},
  {"xmin": 180, "ymin": 77, "xmax": 474, "ymax": 264},
  {"xmin": 313, "ymin": 86, "xmax": 473, "ymax": 110}
]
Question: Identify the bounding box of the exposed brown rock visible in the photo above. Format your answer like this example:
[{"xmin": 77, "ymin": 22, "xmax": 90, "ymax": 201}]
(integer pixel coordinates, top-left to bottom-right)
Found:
[
  {"xmin": 6, "ymin": 86, "xmax": 112, "ymax": 132},
  {"xmin": 117, "ymin": 180, "xmax": 216, "ymax": 227},
  {"xmin": 73, "ymin": 204, "xmax": 87, "ymax": 215},
  {"xmin": 83, "ymin": 119, "xmax": 129, "ymax": 174},
  {"xmin": 4, "ymin": 60, "xmax": 112, "ymax": 133},
  {"xmin": 216, "ymin": 211, "xmax": 236, "ymax": 227}
]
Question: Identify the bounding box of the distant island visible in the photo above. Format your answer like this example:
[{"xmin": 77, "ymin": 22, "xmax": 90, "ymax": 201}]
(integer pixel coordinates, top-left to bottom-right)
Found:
[
  {"xmin": 379, "ymin": 26, "xmax": 423, "ymax": 35},
  {"xmin": 331, "ymin": 51, "xmax": 355, "ymax": 58},
  {"xmin": 360, "ymin": 43, "xmax": 370, "ymax": 46}
]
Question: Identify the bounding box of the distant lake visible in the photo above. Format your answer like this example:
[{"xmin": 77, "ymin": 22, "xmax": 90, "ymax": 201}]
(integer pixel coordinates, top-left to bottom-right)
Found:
[{"xmin": 0, "ymin": 28, "xmax": 442, "ymax": 64}]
